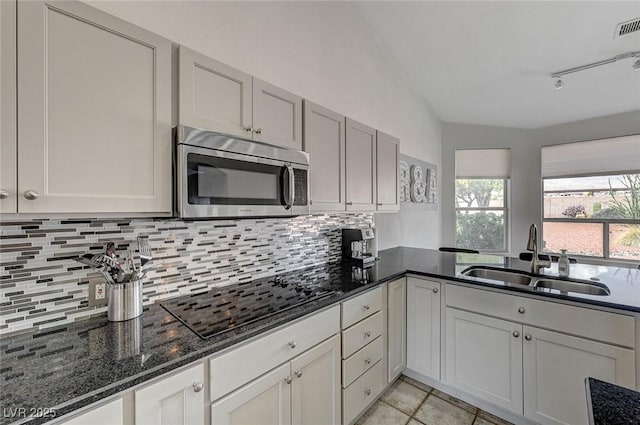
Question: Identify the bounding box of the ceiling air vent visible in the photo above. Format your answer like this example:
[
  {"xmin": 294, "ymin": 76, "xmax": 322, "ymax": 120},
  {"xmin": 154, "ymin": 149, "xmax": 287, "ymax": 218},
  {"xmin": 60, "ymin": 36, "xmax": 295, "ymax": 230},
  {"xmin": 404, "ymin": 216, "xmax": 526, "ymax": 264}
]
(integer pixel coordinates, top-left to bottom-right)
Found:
[{"xmin": 615, "ymin": 17, "xmax": 640, "ymax": 37}]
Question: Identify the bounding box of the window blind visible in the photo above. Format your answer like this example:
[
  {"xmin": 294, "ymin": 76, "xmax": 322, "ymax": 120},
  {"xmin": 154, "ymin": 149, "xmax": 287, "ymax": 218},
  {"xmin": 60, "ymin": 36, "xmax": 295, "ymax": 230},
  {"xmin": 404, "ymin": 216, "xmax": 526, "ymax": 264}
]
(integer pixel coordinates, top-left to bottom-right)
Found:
[
  {"xmin": 541, "ymin": 134, "xmax": 640, "ymax": 178},
  {"xmin": 455, "ymin": 148, "xmax": 511, "ymax": 178}
]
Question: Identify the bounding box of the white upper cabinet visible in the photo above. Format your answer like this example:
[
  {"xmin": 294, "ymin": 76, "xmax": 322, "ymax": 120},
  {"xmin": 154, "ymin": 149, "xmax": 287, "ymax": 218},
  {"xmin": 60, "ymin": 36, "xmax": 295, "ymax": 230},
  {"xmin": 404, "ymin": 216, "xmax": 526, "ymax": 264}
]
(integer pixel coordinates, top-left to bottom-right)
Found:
[
  {"xmin": 179, "ymin": 46, "xmax": 253, "ymax": 139},
  {"xmin": 179, "ymin": 47, "xmax": 302, "ymax": 149},
  {"xmin": 0, "ymin": 0, "xmax": 16, "ymax": 213},
  {"xmin": 376, "ymin": 131, "xmax": 400, "ymax": 212},
  {"xmin": 345, "ymin": 118, "xmax": 377, "ymax": 211},
  {"xmin": 253, "ymin": 78, "xmax": 303, "ymax": 150},
  {"xmin": 303, "ymin": 101, "xmax": 346, "ymax": 211},
  {"xmin": 17, "ymin": 0, "xmax": 172, "ymax": 214}
]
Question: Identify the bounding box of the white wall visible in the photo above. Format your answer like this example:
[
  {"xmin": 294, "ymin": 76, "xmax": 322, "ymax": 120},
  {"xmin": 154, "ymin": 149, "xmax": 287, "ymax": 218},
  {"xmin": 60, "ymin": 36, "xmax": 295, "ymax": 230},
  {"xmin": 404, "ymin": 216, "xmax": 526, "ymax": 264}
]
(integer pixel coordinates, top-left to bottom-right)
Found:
[
  {"xmin": 442, "ymin": 110, "xmax": 640, "ymax": 255},
  {"xmin": 86, "ymin": 0, "xmax": 442, "ymax": 250}
]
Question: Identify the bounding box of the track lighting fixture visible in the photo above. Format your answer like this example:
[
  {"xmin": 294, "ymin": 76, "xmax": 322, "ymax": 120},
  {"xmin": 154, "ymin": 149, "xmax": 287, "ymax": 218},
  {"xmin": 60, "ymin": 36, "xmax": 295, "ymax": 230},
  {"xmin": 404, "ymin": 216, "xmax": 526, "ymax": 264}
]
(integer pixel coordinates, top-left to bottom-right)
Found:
[
  {"xmin": 550, "ymin": 50, "xmax": 640, "ymax": 88},
  {"xmin": 554, "ymin": 78, "xmax": 563, "ymax": 90}
]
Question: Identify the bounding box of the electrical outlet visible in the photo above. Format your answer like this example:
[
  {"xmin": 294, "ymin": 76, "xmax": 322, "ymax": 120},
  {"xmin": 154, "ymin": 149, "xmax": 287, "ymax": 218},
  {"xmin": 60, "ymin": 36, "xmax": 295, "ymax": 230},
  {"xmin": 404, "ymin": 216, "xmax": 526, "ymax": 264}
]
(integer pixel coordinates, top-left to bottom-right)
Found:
[{"xmin": 88, "ymin": 280, "xmax": 108, "ymax": 308}]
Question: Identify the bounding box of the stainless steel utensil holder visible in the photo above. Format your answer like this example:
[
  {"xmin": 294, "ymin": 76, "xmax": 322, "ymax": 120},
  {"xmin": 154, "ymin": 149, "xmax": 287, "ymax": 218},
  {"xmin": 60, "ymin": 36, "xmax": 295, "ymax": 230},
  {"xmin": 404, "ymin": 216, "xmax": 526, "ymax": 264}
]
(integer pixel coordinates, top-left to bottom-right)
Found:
[{"xmin": 108, "ymin": 277, "xmax": 143, "ymax": 322}]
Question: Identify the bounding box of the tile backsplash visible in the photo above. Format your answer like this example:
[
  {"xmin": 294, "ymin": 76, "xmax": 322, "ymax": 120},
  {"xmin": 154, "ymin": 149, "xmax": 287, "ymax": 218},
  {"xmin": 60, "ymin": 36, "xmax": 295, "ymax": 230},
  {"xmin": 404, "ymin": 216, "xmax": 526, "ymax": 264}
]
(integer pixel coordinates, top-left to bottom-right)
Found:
[{"xmin": 0, "ymin": 213, "xmax": 372, "ymax": 335}]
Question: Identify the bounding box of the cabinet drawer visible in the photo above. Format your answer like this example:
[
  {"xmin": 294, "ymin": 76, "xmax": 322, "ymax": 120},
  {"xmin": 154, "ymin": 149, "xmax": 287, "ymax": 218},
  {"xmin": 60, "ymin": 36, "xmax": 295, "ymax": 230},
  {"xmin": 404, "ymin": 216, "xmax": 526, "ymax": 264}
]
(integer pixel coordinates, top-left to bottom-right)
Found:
[
  {"xmin": 446, "ymin": 284, "xmax": 635, "ymax": 347},
  {"xmin": 342, "ymin": 287, "xmax": 383, "ymax": 329},
  {"xmin": 342, "ymin": 336, "xmax": 383, "ymax": 388},
  {"xmin": 342, "ymin": 360, "xmax": 385, "ymax": 425},
  {"xmin": 342, "ymin": 311, "xmax": 383, "ymax": 359},
  {"xmin": 210, "ymin": 305, "xmax": 340, "ymax": 401}
]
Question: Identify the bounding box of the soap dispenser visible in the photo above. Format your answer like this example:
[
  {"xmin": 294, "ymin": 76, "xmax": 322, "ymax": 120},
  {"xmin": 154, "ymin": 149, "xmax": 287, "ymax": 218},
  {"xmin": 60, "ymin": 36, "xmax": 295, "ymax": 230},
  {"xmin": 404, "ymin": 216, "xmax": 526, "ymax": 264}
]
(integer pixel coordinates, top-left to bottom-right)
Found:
[{"xmin": 558, "ymin": 249, "xmax": 570, "ymax": 277}]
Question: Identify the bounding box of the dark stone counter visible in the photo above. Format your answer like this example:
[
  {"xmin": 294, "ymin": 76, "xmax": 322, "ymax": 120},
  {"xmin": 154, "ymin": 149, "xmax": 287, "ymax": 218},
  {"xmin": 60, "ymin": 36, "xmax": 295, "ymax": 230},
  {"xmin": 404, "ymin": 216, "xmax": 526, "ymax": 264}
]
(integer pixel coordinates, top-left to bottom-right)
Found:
[
  {"xmin": 1, "ymin": 247, "xmax": 639, "ymax": 424},
  {"xmin": 587, "ymin": 377, "xmax": 640, "ymax": 425}
]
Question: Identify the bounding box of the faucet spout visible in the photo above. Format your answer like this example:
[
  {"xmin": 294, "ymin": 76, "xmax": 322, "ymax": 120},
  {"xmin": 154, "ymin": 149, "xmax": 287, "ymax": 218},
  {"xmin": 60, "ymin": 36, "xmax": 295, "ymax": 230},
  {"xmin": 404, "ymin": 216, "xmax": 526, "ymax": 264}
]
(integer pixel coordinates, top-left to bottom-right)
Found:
[{"xmin": 526, "ymin": 224, "xmax": 549, "ymax": 274}]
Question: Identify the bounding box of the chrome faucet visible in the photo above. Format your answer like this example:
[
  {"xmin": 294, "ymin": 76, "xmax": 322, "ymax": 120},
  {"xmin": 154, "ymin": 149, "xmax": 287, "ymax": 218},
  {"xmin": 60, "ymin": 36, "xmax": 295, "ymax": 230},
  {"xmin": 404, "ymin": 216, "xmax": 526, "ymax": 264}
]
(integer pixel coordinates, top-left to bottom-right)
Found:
[{"xmin": 526, "ymin": 224, "xmax": 550, "ymax": 274}]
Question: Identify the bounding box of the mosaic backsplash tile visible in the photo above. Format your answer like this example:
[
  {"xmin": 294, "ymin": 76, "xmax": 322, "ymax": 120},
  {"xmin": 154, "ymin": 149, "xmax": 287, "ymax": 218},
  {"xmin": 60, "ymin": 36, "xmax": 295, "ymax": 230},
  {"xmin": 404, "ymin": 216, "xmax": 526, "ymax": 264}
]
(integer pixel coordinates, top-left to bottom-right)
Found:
[{"xmin": 0, "ymin": 213, "xmax": 372, "ymax": 335}]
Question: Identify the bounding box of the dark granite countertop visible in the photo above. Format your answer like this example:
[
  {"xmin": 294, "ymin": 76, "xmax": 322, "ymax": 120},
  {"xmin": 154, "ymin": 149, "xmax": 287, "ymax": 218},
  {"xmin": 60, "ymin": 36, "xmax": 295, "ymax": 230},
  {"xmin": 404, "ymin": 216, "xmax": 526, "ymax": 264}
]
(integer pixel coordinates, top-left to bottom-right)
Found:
[
  {"xmin": 1, "ymin": 247, "xmax": 639, "ymax": 424},
  {"xmin": 587, "ymin": 377, "xmax": 640, "ymax": 425}
]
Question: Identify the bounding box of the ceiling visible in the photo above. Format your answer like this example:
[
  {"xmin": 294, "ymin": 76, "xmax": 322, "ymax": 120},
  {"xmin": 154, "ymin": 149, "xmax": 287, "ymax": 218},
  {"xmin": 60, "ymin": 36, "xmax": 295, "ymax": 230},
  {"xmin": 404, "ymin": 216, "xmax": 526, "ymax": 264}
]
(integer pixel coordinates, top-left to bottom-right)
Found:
[{"xmin": 351, "ymin": 1, "xmax": 640, "ymax": 129}]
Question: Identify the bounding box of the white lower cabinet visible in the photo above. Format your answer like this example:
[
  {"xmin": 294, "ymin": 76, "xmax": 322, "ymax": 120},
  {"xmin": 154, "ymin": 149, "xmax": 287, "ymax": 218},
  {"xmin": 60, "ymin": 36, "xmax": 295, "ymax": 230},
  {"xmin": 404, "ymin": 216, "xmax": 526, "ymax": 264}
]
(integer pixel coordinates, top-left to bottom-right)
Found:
[
  {"xmin": 523, "ymin": 326, "xmax": 635, "ymax": 425},
  {"xmin": 444, "ymin": 298, "xmax": 636, "ymax": 425},
  {"xmin": 135, "ymin": 363, "xmax": 205, "ymax": 425},
  {"xmin": 444, "ymin": 308, "xmax": 523, "ymax": 414},
  {"xmin": 212, "ymin": 334, "xmax": 341, "ymax": 425},
  {"xmin": 387, "ymin": 277, "xmax": 406, "ymax": 382},
  {"xmin": 406, "ymin": 278, "xmax": 440, "ymax": 380},
  {"xmin": 59, "ymin": 398, "xmax": 123, "ymax": 425}
]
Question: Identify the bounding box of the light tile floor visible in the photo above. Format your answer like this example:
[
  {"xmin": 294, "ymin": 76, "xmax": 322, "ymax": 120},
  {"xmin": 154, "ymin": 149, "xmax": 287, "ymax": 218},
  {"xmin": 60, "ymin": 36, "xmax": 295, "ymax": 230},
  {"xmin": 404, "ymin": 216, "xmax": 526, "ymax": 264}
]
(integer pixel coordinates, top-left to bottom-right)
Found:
[{"xmin": 356, "ymin": 376, "xmax": 514, "ymax": 425}]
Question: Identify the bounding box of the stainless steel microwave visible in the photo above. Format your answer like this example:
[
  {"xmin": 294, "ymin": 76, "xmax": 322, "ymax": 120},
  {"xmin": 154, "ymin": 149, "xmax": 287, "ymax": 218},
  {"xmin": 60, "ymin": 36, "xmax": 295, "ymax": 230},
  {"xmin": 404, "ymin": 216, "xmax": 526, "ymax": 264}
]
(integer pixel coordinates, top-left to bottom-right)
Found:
[{"xmin": 175, "ymin": 126, "xmax": 310, "ymax": 219}]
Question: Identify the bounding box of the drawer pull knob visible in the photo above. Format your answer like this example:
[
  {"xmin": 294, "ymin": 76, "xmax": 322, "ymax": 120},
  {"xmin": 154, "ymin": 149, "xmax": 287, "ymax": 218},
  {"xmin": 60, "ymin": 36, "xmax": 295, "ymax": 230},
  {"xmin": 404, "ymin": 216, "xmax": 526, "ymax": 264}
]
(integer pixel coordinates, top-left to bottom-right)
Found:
[
  {"xmin": 244, "ymin": 126, "xmax": 253, "ymax": 132},
  {"xmin": 192, "ymin": 382, "xmax": 204, "ymax": 393},
  {"xmin": 513, "ymin": 331, "xmax": 520, "ymax": 338},
  {"xmin": 288, "ymin": 341, "xmax": 297, "ymax": 349},
  {"xmin": 295, "ymin": 370, "xmax": 303, "ymax": 378},
  {"xmin": 524, "ymin": 334, "xmax": 532, "ymax": 341},
  {"xmin": 254, "ymin": 128, "xmax": 263, "ymax": 134},
  {"xmin": 364, "ymin": 358, "xmax": 372, "ymax": 365},
  {"xmin": 364, "ymin": 388, "xmax": 371, "ymax": 396},
  {"xmin": 518, "ymin": 307, "xmax": 526, "ymax": 314},
  {"xmin": 432, "ymin": 288, "xmax": 439, "ymax": 293},
  {"xmin": 0, "ymin": 189, "xmax": 8, "ymax": 199},
  {"xmin": 364, "ymin": 331, "xmax": 372, "ymax": 338},
  {"xmin": 284, "ymin": 376, "xmax": 292, "ymax": 384},
  {"xmin": 23, "ymin": 190, "xmax": 39, "ymax": 200},
  {"xmin": 363, "ymin": 304, "xmax": 370, "ymax": 310}
]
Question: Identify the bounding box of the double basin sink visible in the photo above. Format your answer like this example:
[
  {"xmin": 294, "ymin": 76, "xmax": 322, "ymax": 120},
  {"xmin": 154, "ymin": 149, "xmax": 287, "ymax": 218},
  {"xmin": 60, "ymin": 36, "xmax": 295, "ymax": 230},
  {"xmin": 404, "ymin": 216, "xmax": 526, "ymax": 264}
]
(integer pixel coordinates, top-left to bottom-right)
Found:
[{"xmin": 460, "ymin": 266, "xmax": 611, "ymax": 296}]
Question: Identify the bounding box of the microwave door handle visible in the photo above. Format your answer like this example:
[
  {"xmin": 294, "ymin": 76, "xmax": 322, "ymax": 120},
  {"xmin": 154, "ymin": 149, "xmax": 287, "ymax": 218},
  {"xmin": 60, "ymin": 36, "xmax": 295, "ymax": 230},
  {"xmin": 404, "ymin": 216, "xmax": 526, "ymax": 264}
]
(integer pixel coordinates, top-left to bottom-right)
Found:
[{"xmin": 285, "ymin": 165, "xmax": 294, "ymax": 210}]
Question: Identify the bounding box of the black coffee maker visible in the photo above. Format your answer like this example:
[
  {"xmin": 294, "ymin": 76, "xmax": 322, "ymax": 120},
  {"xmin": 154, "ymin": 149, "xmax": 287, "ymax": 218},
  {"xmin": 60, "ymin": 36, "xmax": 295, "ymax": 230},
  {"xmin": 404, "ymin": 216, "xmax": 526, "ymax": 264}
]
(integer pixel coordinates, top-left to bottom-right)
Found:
[{"xmin": 342, "ymin": 228, "xmax": 377, "ymax": 267}]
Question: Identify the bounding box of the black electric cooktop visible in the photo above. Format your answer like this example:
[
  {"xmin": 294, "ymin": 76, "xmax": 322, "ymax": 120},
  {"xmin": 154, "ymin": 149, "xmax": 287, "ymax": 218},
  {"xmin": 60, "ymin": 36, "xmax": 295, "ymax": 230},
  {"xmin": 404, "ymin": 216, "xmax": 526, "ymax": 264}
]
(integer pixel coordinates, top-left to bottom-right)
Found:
[{"xmin": 160, "ymin": 262, "xmax": 370, "ymax": 339}]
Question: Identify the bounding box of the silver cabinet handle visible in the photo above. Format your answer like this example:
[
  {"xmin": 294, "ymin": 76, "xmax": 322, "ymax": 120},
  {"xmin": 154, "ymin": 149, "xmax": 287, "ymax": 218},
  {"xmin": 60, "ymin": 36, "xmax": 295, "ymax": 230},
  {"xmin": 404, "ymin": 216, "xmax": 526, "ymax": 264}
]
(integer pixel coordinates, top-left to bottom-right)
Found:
[
  {"xmin": 513, "ymin": 331, "xmax": 520, "ymax": 338},
  {"xmin": 364, "ymin": 331, "xmax": 372, "ymax": 338},
  {"xmin": 376, "ymin": 203, "xmax": 383, "ymax": 206},
  {"xmin": 244, "ymin": 126, "xmax": 253, "ymax": 132},
  {"xmin": 364, "ymin": 388, "xmax": 371, "ymax": 396},
  {"xmin": 364, "ymin": 358, "xmax": 372, "ymax": 365},
  {"xmin": 518, "ymin": 307, "xmax": 526, "ymax": 314},
  {"xmin": 254, "ymin": 128, "xmax": 263, "ymax": 134},
  {"xmin": 346, "ymin": 202, "xmax": 353, "ymax": 205},
  {"xmin": 288, "ymin": 341, "xmax": 297, "ymax": 349},
  {"xmin": 284, "ymin": 376, "xmax": 292, "ymax": 384},
  {"xmin": 294, "ymin": 370, "xmax": 303, "ymax": 378},
  {"xmin": 192, "ymin": 382, "xmax": 204, "ymax": 393},
  {"xmin": 524, "ymin": 334, "xmax": 532, "ymax": 341},
  {"xmin": 432, "ymin": 288, "xmax": 439, "ymax": 293},
  {"xmin": 363, "ymin": 304, "xmax": 370, "ymax": 310},
  {"xmin": 0, "ymin": 189, "xmax": 8, "ymax": 199},
  {"xmin": 23, "ymin": 190, "xmax": 39, "ymax": 200}
]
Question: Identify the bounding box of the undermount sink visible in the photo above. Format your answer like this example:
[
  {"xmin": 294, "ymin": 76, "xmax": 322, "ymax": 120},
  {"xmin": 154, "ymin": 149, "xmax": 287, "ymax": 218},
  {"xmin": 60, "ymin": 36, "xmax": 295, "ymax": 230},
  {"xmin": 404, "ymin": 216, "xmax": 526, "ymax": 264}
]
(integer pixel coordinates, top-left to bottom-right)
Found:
[
  {"xmin": 460, "ymin": 266, "xmax": 611, "ymax": 296},
  {"xmin": 533, "ymin": 279, "xmax": 611, "ymax": 296},
  {"xmin": 461, "ymin": 266, "xmax": 533, "ymax": 285}
]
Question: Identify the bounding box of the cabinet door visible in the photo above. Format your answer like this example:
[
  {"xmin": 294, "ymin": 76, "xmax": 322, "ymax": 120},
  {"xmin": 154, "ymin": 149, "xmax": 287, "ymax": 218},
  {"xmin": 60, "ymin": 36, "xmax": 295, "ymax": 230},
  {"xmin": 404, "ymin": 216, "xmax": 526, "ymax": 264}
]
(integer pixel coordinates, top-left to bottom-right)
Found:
[
  {"xmin": 0, "ymin": 0, "xmax": 16, "ymax": 213},
  {"xmin": 291, "ymin": 334, "xmax": 341, "ymax": 425},
  {"xmin": 212, "ymin": 363, "xmax": 292, "ymax": 425},
  {"xmin": 179, "ymin": 46, "xmax": 252, "ymax": 139},
  {"xmin": 303, "ymin": 101, "xmax": 346, "ymax": 212},
  {"xmin": 376, "ymin": 131, "xmax": 399, "ymax": 212},
  {"xmin": 17, "ymin": 1, "xmax": 171, "ymax": 214},
  {"xmin": 135, "ymin": 364, "xmax": 205, "ymax": 425},
  {"xmin": 253, "ymin": 78, "xmax": 302, "ymax": 150},
  {"xmin": 444, "ymin": 308, "xmax": 523, "ymax": 414},
  {"xmin": 60, "ymin": 398, "xmax": 123, "ymax": 425},
  {"xmin": 523, "ymin": 326, "xmax": 636, "ymax": 425},
  {"xmin": 345, "ymin": 118, "xmax": 376, "ymax": 211},
  {"xmin": 387, "ymin": 277, "xmax": 406, "ymax": 382},
  {"xmin": 406, "ymin": 278, "xmax": 440, "ymax": 380}
]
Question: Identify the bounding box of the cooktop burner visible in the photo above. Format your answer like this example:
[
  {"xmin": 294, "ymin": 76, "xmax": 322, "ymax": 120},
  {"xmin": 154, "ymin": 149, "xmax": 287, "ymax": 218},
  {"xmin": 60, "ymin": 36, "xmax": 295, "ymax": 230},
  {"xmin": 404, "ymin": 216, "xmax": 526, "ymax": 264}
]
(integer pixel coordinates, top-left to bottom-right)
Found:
[{"xmin": 160, "ymin": 264, "xmax": 352, "ymax": 339}]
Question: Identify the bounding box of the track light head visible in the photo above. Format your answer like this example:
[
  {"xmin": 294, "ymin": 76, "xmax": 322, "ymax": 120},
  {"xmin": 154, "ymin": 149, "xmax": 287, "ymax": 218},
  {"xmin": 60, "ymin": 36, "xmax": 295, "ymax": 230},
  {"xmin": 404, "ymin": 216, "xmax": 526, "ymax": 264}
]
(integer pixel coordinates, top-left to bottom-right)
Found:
[{"xmin": 554, "ymin": 77, "xmax": 564, "ymax": 90}]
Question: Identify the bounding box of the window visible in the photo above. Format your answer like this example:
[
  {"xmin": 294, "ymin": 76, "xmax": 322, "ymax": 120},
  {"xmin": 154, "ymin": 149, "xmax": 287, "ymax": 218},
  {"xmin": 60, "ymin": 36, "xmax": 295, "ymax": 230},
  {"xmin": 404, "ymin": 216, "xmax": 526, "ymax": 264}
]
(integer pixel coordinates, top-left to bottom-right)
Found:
[
  {"xmin": 455, "ymin": 149, "xmax": 510, "ymax": 252},
  {"xmin": 541, "ymin": 135, "xmax": 640, "ymax": 262}
]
